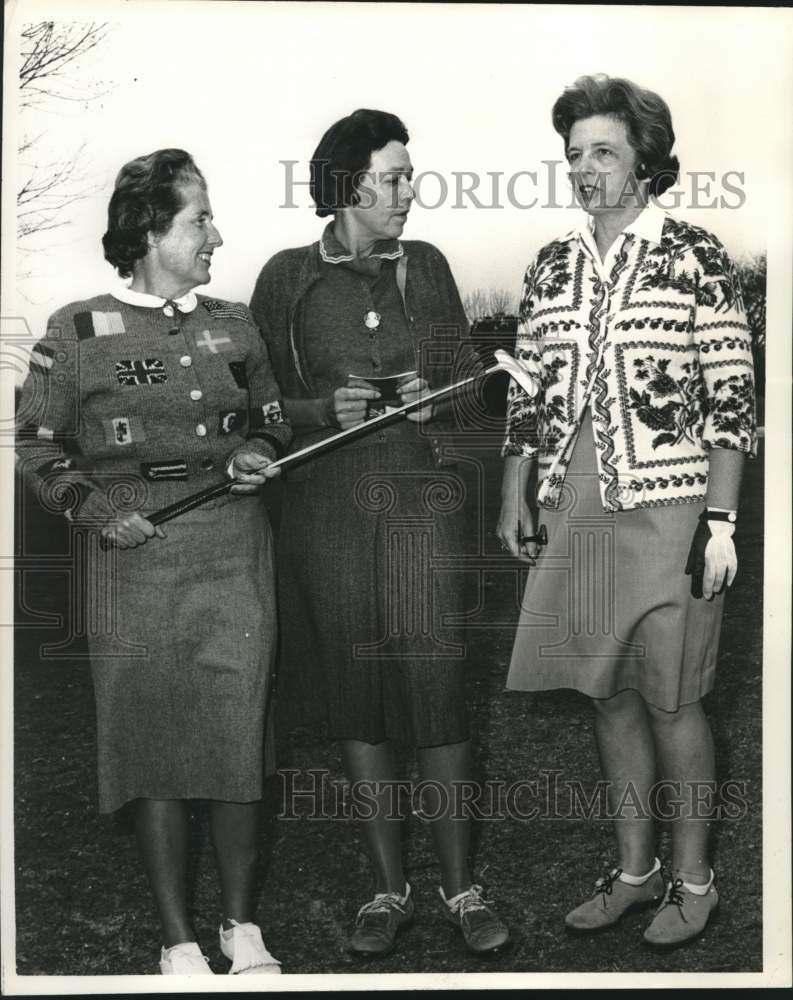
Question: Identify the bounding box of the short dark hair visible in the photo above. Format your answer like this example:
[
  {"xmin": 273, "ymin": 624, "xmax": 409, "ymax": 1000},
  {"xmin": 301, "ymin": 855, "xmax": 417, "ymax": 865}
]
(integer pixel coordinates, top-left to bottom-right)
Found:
[
  {"xmin": 551, "ymin": 74, "xmax": 679, "ymax": 197},
  {"xmin": 102, "ymin": 149, "xmax": 205, "ymax": 277},
  {"xmin": 310, "ymin": 108, "xmax": 409, "ymax": 217}
]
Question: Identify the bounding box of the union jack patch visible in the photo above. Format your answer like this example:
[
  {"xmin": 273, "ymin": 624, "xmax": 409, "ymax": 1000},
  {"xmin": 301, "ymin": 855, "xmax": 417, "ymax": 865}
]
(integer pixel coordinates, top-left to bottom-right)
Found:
[
  {"xmin": 201, "ymin": 299, "xmax": 251, "ymax": 323},
  {"xmin": 115, "ymin": 359, "xmax": 168, "ymax": 386}
]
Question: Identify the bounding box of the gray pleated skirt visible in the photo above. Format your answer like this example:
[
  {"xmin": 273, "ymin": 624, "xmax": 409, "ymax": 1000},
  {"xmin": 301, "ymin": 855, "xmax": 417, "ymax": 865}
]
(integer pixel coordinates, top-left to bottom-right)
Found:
[
  {"xmin": 276, "ymin": 441, "xmax": 471, "ymax": 747},
  {"xmin": 87, "ymin": 496, "xmax": 276, "ymax": 813},
  {"xmin": 506, "ymin": 413, "xmax": 724, "ymax": 712}
]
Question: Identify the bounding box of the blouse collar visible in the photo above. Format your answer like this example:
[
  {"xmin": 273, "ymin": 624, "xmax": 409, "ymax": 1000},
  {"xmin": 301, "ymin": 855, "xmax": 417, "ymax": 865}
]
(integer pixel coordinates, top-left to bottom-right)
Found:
[
  {"xmin": 563, "ymin": 201, "xmax": 668, "ymax": 248},
  {"xmin": 111, "ymin": 283, "xmax": 198, "ymax": 313},
  {"xmin": 319, "ymin": 221, "xmax": 404, "ymax": 264}
]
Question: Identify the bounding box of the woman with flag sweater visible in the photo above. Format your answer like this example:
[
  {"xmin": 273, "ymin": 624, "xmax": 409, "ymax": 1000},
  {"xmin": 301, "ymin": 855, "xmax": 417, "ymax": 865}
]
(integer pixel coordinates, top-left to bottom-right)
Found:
[{"xmin": 16, "ymin": 149, "xmax": 290, "ymax": 976}]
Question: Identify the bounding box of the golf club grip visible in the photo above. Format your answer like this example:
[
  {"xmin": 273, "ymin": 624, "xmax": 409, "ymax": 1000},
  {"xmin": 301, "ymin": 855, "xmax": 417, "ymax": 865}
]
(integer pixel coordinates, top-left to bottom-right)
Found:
[{"xmin": 98, "ymin": 480, "xmax": 234, "ymax": 550}]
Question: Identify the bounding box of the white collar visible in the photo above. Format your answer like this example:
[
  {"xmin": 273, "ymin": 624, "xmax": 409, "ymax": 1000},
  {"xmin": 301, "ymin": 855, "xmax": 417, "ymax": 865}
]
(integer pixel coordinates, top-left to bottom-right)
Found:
[
  {"xmin": 319, "ymin": 222, "xmax": 404, "ymax": 264},
  {"xmin": 111, "ymin": 283, "xmax": 198, "ymax": 313},
  {"xmin": 563, "ymin": 201, "xmax": 668, "ymax": 247}
]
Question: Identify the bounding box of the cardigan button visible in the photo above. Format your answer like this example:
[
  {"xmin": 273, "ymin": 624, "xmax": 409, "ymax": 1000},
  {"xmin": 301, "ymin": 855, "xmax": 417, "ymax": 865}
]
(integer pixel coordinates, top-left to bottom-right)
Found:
[
  {"xmin": 180, "ymin": 355, "xmax": 192, "ymax": 368},
  {"xmin": 200, "ymin": 458, "xmax": 214, "ymax": 471},
  {"xmin": 195, "ymin": 423, "xmax": 207, "ymax": 437},
  {"xmin": 190, "ymin": 389, "xmax": 203, "ymax": 401}
]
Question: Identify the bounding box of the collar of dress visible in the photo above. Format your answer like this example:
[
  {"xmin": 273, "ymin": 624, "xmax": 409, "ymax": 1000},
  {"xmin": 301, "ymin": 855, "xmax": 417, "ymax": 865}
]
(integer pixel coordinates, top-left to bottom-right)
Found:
[
  {"xmin": 110, "ymin": 283, "xmax": 198, "ymax": 313},
  {"xmin": 319, "ymin": 221, "xmax": 404, "ymax": 264},
  {"xmin": 561, "ymin": 201, "xmax": 667, "ymax": 249}
]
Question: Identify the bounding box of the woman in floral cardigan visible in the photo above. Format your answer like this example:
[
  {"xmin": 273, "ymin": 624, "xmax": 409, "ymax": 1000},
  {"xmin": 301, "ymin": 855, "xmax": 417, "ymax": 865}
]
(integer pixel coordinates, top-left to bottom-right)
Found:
[{"xmin": 497, "ymin": 75, "xmax": 756, "ymax": 947}]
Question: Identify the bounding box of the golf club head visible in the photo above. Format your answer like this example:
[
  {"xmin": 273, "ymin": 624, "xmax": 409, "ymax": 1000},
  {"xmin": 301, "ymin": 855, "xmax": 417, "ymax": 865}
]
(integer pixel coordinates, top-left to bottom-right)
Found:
[{"xmin": 493, "ymin": 349, "xmax": 541, "ymax": 398}]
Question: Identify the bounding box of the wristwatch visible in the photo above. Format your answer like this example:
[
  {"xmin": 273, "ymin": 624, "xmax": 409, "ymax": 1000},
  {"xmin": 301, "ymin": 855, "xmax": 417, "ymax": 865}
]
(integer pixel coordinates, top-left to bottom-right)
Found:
[{"xmin": 700, "ymin": 509, "xmax": 737, "ymax": 524}]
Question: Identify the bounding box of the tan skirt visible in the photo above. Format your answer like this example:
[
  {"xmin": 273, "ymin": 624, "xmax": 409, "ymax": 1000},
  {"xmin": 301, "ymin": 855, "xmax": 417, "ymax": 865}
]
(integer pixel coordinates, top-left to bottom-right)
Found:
[
  {"xmin": 88, "ymin": 496, "xmax": 276, "ymax": 813},
  {"xmin": 506, "ymin": 412, "xmax": 724, "ymax": 712}
]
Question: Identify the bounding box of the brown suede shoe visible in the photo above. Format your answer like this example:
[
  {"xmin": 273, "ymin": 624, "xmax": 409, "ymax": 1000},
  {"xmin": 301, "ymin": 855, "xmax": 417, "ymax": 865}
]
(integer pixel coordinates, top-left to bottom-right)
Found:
[
  {"xmin": 349, "ymin": 884, "xmax": 414, "ymax": 957},
  {"xmin": 643, "ymin": 874, "xmax": 719, "ymax": 948},
  {"xmin": 565, "ymin": 865, "xmax": 665, "ymax": 933}
]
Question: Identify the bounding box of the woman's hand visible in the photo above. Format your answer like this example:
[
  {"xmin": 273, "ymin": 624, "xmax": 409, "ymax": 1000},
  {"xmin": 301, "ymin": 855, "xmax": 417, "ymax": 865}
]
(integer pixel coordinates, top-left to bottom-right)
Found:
[
  {"xmin": 230, "ymin": 451, "xmax": 282, "ymax": 495},
  {"xmin": 399, "ymin": 376, "xmax": 433, "ymax": 423},
  {"xmin": 685, "ymin": 515, "xmax": 737, "ymax": 599},
  {"xmin": 498, "ymin": 455, "xmax": 538, "ymax": 564},
  {"xmin": 497, "ymin": 497, "xmax": 539, "ymax": 564},
  {"xmin": 101, "ymin": 512, "xmax": 165, "ymax": 549},
  {"xmin": 703, "ymin": 523, "xmax": 737, "ymax": 598},
  {"xmin": 325, "ymin": 383, "xmax": 381, "ymax": 430}
]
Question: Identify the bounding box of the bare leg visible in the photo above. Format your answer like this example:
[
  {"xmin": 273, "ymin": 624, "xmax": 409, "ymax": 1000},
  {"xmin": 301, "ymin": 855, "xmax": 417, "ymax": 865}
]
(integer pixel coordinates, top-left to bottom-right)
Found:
[
  {"xmin": 341, "ymin": 739, "xmax": 406, "ymax": 894},
  {"xmin": 135, "ymin": 798, "xmax": 193, "ymax": 947},
  {"xmin": 592, "ymin": 690, "xmax": 657, "ymax": 875},
  {"xmin": 646, "ymin": 699, "xmax": 715, "ymax": 883},
  {"xmin": 209, "ymin": 800, "xmax": 262, "ymax": 925},
  {"xmin": 416, "ymin": 740, "xmax": 473, "ymax": 898}
]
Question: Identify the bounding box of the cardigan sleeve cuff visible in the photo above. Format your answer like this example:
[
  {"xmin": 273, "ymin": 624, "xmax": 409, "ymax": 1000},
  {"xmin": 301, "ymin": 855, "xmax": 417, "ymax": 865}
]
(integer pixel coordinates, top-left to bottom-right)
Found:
[
  {"xmin": 64, "ymin": 483, "xmax": 116, "ymax": 525},
  {"xmin": 500, "ymin": 441, "xmax": 539, "ymax": 459},
  {"xmin": 225, "ymin": 437, "xmax": 281, "ymax": 476}
]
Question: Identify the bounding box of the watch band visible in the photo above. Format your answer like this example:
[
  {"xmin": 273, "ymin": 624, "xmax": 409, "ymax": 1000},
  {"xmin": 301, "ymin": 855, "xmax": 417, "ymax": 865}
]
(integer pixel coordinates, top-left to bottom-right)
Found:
[{"xmin": 700, "ymin": 509, "xmax": 737, "ymax": 524}]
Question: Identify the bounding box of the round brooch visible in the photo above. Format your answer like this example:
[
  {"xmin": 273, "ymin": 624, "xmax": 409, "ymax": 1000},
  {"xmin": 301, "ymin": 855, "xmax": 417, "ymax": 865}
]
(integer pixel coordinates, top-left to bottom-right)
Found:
[{"xmin": 364, "ymin": 310, "xmax": 381, "ymax": 330}]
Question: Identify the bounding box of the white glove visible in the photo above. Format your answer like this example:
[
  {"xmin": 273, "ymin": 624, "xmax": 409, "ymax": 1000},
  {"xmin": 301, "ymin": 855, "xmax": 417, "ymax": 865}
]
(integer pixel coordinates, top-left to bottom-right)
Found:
[{"xmin": 703, "ymin": 520, "xmax": 737, "ymax": 599}]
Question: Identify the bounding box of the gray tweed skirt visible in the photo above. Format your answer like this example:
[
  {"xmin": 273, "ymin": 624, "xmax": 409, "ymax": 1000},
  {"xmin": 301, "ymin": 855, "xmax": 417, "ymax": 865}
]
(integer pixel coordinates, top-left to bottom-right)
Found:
[
  {"xmin": 276, "ymin": 441, "xmax": 471, "ymax": 746},
  {"xmin": 87, "ymin": 495, "xmax": 276, "ymax": 813},
  {"xmin": 507, "ymin": 412, "xmax": 725, "ymax": 712}
]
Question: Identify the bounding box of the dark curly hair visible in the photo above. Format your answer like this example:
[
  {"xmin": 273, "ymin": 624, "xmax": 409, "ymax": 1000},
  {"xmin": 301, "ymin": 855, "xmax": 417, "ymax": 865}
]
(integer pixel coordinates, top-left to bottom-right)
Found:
[
  {"xmin": 551, "ymin": 75, "xmax": 679, "ymax": 197},
  {"xmin": 310, "ymin": 109, "xmax": 409, "ymax": 218},
  {"xmin": 102, "ymin": 149, "xmax": 205, "ymax": 277}
]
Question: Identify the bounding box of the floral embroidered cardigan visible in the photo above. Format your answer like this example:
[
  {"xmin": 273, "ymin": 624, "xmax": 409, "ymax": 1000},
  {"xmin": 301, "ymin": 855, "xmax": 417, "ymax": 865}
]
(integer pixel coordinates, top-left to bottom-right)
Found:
[{"xmin": 502, "ymin": 212, "xmax": 757, "ymax": 511}]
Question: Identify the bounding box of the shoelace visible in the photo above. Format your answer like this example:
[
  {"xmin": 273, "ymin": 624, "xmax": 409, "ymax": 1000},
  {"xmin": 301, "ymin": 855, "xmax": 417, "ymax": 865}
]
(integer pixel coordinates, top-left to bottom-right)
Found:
[
  {"xmin": 594, "ymin": 868, "xmax": 623, "ymax": 897},
  {"xmin": 664, "ymin": 878, "xmax": 689, "ymax": 923},
  {"xmin": 226, "ymin": 923, "xmax": 280, "ymax": 972},
  {"xmin": 452, "ymin": 884, "xmax": 493, "ymax": 918},
  {"xmin": 357, "ymin": 891, "xmax": 408, "ymax": 921}
]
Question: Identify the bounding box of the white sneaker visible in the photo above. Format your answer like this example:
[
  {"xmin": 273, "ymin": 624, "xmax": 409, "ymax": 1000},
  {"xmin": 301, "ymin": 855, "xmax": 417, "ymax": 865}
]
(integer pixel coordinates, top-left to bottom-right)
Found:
[
  {"xmin": 159, "ymin": 941, "xmax": 214, "ymax": 975},
  {"xmin": 219, "ymin": 919, "xmax": 282, "ymax": 975}
]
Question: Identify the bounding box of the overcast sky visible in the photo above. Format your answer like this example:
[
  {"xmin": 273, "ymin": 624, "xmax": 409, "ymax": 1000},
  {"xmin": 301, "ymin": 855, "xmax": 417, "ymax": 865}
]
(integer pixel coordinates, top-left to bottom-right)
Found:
[{"xmin": 4, "ymin": 1, "xmax": 793, "ymax": 344}]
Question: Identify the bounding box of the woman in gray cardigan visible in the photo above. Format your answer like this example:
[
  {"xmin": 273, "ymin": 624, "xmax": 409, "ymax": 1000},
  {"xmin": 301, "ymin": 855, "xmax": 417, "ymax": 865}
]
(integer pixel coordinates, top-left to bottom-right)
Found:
[{"xmin": 251, "ymin": 109, "xmax": 509, "ymax": 958}]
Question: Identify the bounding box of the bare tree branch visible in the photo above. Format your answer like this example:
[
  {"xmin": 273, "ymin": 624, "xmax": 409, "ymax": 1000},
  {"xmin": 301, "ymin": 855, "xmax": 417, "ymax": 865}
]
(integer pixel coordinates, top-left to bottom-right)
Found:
[
  {"xmin": 19, "ymin": 22, "xmax": 111, "ymax": 108},
  {"xmin": 488, "ymin": 288, "xmax": 517, "ymax": 316},
  {"xmin": 462, "ymin": 288, "xmax": 489, "ymax": 323},
  {"xmin": 16, "ymin": 21, "xmax": 113, "ymax": 268},
  {"xmin": 462, "ymin": 287, "xmax": 518, "ymax": 322}
]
